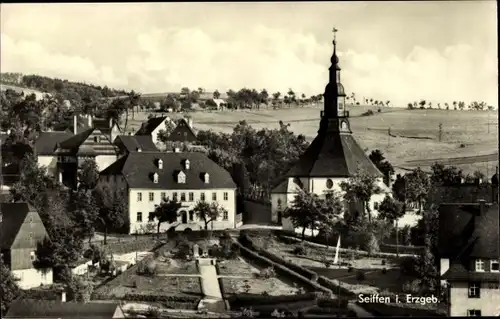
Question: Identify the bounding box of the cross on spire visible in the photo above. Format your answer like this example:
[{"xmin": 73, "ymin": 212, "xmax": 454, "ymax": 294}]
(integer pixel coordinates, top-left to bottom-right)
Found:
[{"xmin": 332, "ymin": 27, "xmax": 338, "ymax": 42}]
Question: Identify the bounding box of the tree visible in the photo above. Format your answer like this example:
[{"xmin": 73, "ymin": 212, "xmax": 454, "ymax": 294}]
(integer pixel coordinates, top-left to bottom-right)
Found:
[
  {"xmin": 92, "ymin": 181, "xmax": 127, "ymax": 244},
  {"xmin": 368, "ymin": 149, "xmax": 385, "ymax": 166},
  {"xmin": 419, "ymin": 100, "xmax": 426, "ymax": 108},
  {"xmin": 430, "ymin": 163, "xmax": 463, "ymax": 186},
  {"xmin": 391, "ymin": 174, "xmax": 407, "ymax": 211},
  {"xmin": 377, "ymin": 195, "xmax": 404, "ymax": 255},
  {"xmin": 69, "ymin": 188, "xmax": 99, "ymax": 242},
  {"xmin": 315, "ymin": 191, "xmax": 344, "ymax": 248},
  {"xmin": 0, "ymin": 258, "xmax": 22, "ymax": 316},
  {"xmin": 340, "ymin": 169, "xmax": 382, "ymax": 222},
  {"xmin": 213, "ymin": 90, "xmax": 221, "ymax": 99},
  {"xmin": 152, "ymin": 197, "xmax": 182, "ymax": 234},
  {"xmin": 405, "ymin": 168, "xmax": 431, "ymax": 213},
  {"xmin": 193, "ymin": 201, "xmax": 227, "ymax": 230},
  {"xmin": 78, "ymin": 158, "xmax": 99, "ymax": 190}
]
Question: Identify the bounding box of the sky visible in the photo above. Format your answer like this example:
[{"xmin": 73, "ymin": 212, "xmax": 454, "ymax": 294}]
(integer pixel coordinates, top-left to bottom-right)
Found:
[{"xmin": 1, "ymin": 1, "xmax": 498, "ymax": 107}]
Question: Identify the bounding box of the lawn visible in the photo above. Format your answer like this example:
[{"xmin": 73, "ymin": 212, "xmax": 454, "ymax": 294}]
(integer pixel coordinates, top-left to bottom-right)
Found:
[
  {"xmin": 102, "ymin": 274, "xmax": 202, "ymax": 298},
  {"xmin": 221, "ymin": 278, "xmax": 299, "ymax": 296},
  {"xmin": 155, "ymin": 258, "xmax": 199, "ymax": 275},
  {"xmin": 217, "ymin": 258, "xmax": 259, "ymax": 277},
  {"xmin": 127, "ymin": 105, "xmax": 497, "ymax": 175}
]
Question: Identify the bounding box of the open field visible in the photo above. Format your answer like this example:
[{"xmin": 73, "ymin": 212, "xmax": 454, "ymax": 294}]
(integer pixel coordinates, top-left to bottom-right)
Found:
[{"xmin": 126, "ymin": 105, "xmax": 497, "ymax": 175}]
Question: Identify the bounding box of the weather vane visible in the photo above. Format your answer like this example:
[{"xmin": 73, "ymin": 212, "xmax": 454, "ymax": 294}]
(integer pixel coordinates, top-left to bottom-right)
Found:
[{"xmin": 332, "ymin": 27, "xmax": 338, "ymax": 42}]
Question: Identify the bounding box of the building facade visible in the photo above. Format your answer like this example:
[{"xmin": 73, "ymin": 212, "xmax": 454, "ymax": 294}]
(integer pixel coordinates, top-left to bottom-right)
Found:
[
  {"xmin": 440, "ymin": 199, "xmax": 500, "ymax": 316},
  {"xmin": 0, "ymin": 203, "xmax": 53, "ymax": 289},
  {"xmin": 135, "ymin": 116, "xmax": 176, "ymax": 145},
  {"xmin": 100, "ymin": 150, "xmax": 239, "ymax": 234},
  {"xmin": 270, "ymin": 34, "xmax": 390, "ymax": 234}
]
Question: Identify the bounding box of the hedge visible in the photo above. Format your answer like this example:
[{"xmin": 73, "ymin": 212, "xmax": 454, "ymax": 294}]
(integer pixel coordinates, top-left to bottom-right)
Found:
[
  {"xmin": 122, "ymin": 293, "xmax": 200, "ymax": 303},
  {"xmin": 235, "ymin": 242, "xmax": 332, "ymax": 296},
  {"xmin": 229, "ymin": 292, "xmax": 319, "ymax": 307}
]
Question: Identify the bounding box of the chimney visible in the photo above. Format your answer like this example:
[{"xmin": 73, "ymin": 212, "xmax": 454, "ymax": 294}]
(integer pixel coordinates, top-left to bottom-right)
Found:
[
  {"xmin": 478, "ymin": 199, "xmax": 486, "ymax": 216},
  {"xmin": 87, "ymin": 114, "xmax": 93, "ymax": 128},
  {"xmin": 73, "ymin": 115, "xmax": 78, "ymax": 135},
  {"xmin": 61, "ymin": 291, "xmax": 66, "ymax": 303}
]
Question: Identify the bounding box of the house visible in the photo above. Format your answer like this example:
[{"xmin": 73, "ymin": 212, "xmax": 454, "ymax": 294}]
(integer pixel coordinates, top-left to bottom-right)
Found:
[
  {"xmin": 5, "ymin": 298, "xmax": 125, "ymax": 318},
  {"xmin": 34, "ymin": 115, "xmax": 120, "ymax": 188},
  {"xmin": 439, "ymin": 197, "xmax": 500, "ymax": 316},
  {"xmin": 100, "ymin": 150, "xmax": 239, "ymax": 234},
  {"xmin": 114, "ymin": 135, "xmax": 159, "ymax": 157},
  {"xmin": 0, "ymin": 203, "xmax": 53, "ymax": 289},
  {"xmin": 167, "ymin": 118, "xmax": 197, "ymax": 143},
  {"xmin": 270, "ymin": 36, "xmax": 389, "ymax": 234},
  {"xmin": 205, "ymin": 98, "xmax": 228, "ymax": 110},
  {"xmin": 135, "ymin": 116, "xmax": 176, "ymax": 144}
]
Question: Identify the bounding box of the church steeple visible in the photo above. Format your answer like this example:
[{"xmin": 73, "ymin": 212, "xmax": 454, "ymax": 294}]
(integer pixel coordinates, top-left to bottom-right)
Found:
[{"xmin": 319, "ymin": 28, "xmax": 351, "ymax": 134}]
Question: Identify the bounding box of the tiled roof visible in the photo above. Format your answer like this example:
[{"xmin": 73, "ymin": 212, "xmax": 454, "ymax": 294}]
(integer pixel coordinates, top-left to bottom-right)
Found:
[
  {"xmin": 114, "ymin": 135, "xmax": 159, "ymax": 152},
  {"xmin": 271, "ymin": 179, "xmax": 288, "ymax": 193},
  {"xmin": 57, "ymin": 129, "xmax": 94, "ymax": 151},
  {"xmin": 100, "ymin": 151, "xmax": 236, "ymax": 190},
  {"xmin": 135, "ymin": 116, "xmax": 170, "ymax": 135},
  {"xmin": 5, "ymin": 299, "xmax": 122, "ymax": 319},
  {"xmin": 34, "ymin": 131, "xmax": 74, "ymax": 155},
  {"xmin": 0, "ymin": 202, "xmax": 32, "ymax": 249},
  {"xmin": 442, "ymin": 263, "xmax": 500, "ymax": 282},
  {"xmin": 286, "ymin": 132, "xmax": 382, "ymax": 178},
  {"xmin": 439, "ymin": 202, "xmax": 499, "ymax": 259}
]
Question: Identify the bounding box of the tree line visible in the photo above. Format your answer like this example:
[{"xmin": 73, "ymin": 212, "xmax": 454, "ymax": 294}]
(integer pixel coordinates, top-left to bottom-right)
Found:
[{"xmin": 407, "ymin": 99, "xmax": 493, "ymax": 111}]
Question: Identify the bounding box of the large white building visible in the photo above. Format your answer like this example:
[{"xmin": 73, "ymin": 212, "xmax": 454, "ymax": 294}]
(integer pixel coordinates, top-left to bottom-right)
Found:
[
  {"xmin": 271, "ymin": 35, "xmax": 390, "ymax": 234},
  {"xmin": 100, "ymin": 150, "xmax": 240, "ymax": 234}
]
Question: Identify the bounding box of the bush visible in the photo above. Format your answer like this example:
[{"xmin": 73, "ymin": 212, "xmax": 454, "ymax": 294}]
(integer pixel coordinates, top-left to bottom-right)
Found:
[
  {"xmin": 362, "ymin": 110, "xmax": 374, "ymax": 116},
  {"xmin": 317, "ymin": 298, "xmax": 349, "ymax": 309},
  {"xmin": 146, "ymin": 306, "xmax": 161, "ymax": 318},
  {"xmin": 293, "ymin": 245, "xmax": 307, "ymax": 256},
  {"xmin": 356, "ymin": 270, "xmax": 366, "ymax": 281},
  {"xmin": 402, "ymin": 279, "xmax": 421, "ymax": 294},
  {"xmin": 381, "ymin": 259, "xmax": 386, "ymax": 266},
  {"xmin": 122, "ymin": 293, "xmax": 200, "ymax": 303},
  {"xmin": 229, "ymin": 292, "xmax": 319, "ymax": 308},
  {"xmin": 377, "ymin": 108, "xmax": 381, "ymax": 113},
  {"xmin": 347, "ymin": 267, "xmax": 353, "ymax": 273},
  {"xmin": 399, "ymin": 256, "xmax": 419, "ymax": 277},
  {"xmin": 258, "ymin": 249, "xmax": 316, "ymax": 280},
  {"xmin": 145, "ymin": 260, "xmax": 157, "ymax": 276}
]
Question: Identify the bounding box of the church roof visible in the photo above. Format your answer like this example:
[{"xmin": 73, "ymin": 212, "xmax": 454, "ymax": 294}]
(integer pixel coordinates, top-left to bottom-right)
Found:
[{"xmin": 286, "ymin": 133, "xmax": 382, "ymax": 178}]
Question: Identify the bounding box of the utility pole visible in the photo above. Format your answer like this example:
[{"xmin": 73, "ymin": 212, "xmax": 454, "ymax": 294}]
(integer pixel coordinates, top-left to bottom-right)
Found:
[
  {"xmin": 438, "ymin": 123, "xmax": 443, "ymax": 142},
  {"xmin": 387, "ymin": 127, "xmax": 391, "ymax": 151}
]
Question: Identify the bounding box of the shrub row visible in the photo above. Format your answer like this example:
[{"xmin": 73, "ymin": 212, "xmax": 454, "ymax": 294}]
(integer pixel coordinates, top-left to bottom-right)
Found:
[
  {"xmin": 238, "ymin": 233, "xmax": 318, "ymax": 281},
  {"xmin": 379, "ymin": 244, "xmax": 425, "ymax": 255},
  {"xmin": 22, "ymin": 289, "xmax": 61, "ymax": 300},
  {"xmin": 122, "ymin": 293, "xmax": 200, "ymax": 303},
  {"xmin": 317, "ymin": 276, "xmax": 356, "ymax": 298},
  {"xmin": 316, "ymin": 297, "xmax": 349, "ymax": 309},
  {"xmin": 235, "ymin": 242, "xmax": 332, "ymax": 296}
]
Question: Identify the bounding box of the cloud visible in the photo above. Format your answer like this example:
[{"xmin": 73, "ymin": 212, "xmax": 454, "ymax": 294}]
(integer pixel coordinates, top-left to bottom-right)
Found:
[{"xmin": 1, "ymin": 24, "xmax": 497, "ymax": 107}]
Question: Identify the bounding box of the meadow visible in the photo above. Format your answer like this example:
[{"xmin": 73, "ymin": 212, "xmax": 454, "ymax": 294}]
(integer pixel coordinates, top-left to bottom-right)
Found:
[{"xmin": 128, "ymin": 104, "xmax": 497, "ymax": 175}]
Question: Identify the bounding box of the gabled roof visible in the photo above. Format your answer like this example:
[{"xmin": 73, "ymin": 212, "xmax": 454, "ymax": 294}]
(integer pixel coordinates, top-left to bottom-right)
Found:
[
  {"xmin": 93, "ymin": 118, "xmax": 120, "ymax": 136},
  {"xmin": 439, "ymin": 202, "xmax": 499, "ymax": 259},
  {"xmin": 167, "ymin": 118, "xmax": 197, "ymax": 142},
  {"xmin": 114, "ymin": 135, "xmax": 159, "ymax": 152},
  {"xmin": 34, "ymin": 131, "xmax": 74, "ymax": 155},
  {"xmin": 286, "ymin": 132, "xmax": 382, "ymax": 178},
  {"xmin": 100, "ymin": 151, "xmax": 236, "ymax": 190},
  {"xmin": 5, "ymin": 299, "xmax": 123, "ymax": 319},
  {"xmin": 0, "ymin": 202, "xmax": 33, "ymax": 249},
  {"xmin": 271, "ymin": 179, "xmax": 288, "ymax": 194},
  {"xmin": 135, "ymin": 116, "xmax": 171, "ymax": 135},
  {"xmin": 442, "ymin": 262, "xmax": 500, "ymax": 282}
]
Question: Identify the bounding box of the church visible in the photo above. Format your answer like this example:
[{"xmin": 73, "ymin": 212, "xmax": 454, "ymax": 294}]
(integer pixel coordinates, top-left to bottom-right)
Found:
[{"xmin": 270, "ymin": 31, "xmax": 391, "ymax": 234}]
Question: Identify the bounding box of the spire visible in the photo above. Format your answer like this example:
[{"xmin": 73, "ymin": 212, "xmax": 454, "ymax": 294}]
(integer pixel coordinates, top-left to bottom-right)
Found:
[
  {"xmin": 322, "ymin": 27, "xmax": 344, "ymax": 119},
  {"xmin": 329, "ymin": 27, "xmax": 339, "ymax": 84}
]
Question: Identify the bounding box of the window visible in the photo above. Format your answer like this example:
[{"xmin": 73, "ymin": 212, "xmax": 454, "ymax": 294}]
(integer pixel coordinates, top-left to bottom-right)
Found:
[
  {"xmin": 223, "ymin": 211, "xmax": 229, "ymax": 221},
  {"xmin": 137, "ymin": 192, "xmax": 142, "ymax": 202},
  {"xmin": 475, "ymin": 259, "xmax": 485, "ymax": 272},
  {"xmin": 189, "ymin": 192, "xmax": 194, "ymax": 201},
  {"xmin": 468, "ymin": 282, "xmax": 480, "ymax": 298},
  {"xmin": 29, "ymin": 232, "xmax": 33, "ymax": 240},
  {"xmin": 30, "ymin": 251, "xmax": 36, "ymax": 261},
  {"xmin": 212, "ymin": 192, "xmax": 217, "ymax": 201},
  {"xmin": 161, "ymin": 192, "xmax": 166, "ymax": 200},
  {"xmin": 137, "ymin": 212, "xmax": 143, "ymax": 222},
  {"xmin": 487, "ymin": 282, "xmax": 499, "ymax": 289},
  {"xmin": 181, "ymin": 192, "xmax": 186, "ymax": 201},
  {"xmin": 223, "ymin": 192, "xmax": 228, "ymax": 201},
  {"xmin": 178, "ymin": 172, "xmax": 186, "ymax": 183},
  {"xmin": 173, "ymin": 192, "xmax": 178, "ymax": 201},
  {"xmin": 153, "ymin": 173, "xmax": 159, "ymax": 183},
  {"xmin": 148, "ymin": 213, "xmax": 155, "ymax": 222},
  {"xmin": 94, "ymin": 136, "xmax": 99, "ymax": 143},
  {"xmin": 491, "ymin": 260, "xmax": 499, "ymax": 272},
  {"xmin": 467, "ymin": 310, "xmax": 481, "ymax": 316},
  {"xmin": 189, "ymin": 211, "xmax": 194, "ymax": 221},
  {"xmin": 149, "ymin": 192, "xmax": 154, "ymax": 202},
  {"xmin": 200, "ymin": 192, "xmax": 205, "ymax": 201}
]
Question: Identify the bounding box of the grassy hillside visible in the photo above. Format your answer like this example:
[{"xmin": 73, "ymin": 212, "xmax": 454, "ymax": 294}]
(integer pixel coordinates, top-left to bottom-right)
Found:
[{"xmin": 127, "ymin": 104, "xmax": 498, "ymax": 175}]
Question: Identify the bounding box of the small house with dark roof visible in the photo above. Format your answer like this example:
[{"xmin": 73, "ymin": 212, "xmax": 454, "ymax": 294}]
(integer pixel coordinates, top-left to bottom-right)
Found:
[
  {"xmin": 114, "ymin": 135, "xmax": 159, "ymax": 157},
  {"xmin": 0, "ymin": 203, "xmax": 53, "ymax": 289},
  {"xmin": 100, "ymin": 150, "xmax": 239, "ymax": 234},
  {"xmin": 271, "ymin": 32, "xmax": 390, "ymax": 232},
  {"xmin": 5, "ymin": 299, "xmax": 125, "ymax": 318},
  {"xmin": 439, "ymin": 197, "xmax": 500, "ymax": 316},
  {"xmin": 167, "ymin": 118, "xmax": 197, "ymax": 143},
  {"xmin": 135, "ymin": 116, "xmax": 176, "ymax": 144}
]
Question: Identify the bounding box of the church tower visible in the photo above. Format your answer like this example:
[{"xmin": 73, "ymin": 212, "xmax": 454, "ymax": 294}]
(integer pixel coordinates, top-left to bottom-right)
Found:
[{"xmin": 319, "ymin": 29, "xmax": 351, "ymax": 134}]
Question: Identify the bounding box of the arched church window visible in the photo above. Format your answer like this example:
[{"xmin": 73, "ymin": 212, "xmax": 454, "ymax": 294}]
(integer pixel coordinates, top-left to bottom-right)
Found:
[{"xmin": 326, "ymin": 179, "xmax": 334, "ymax": 189}]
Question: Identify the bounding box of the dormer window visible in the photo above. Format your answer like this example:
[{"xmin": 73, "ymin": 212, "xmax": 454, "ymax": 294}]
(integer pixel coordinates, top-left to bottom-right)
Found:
[
  {"xmin": 157, "ymin": 159, "xmax": 163, "ymax": 170},
  {"xmin": 177, "ymin": 171, "xmax": 186, "ymax": 184},
  {"xmin": 475, "ymin": 259, "xmax": 485, "ymax": 272},
  {"xmin": 184, "ymin": 159, "xmax": 190, "ymax": 170},
  {"xmin": 203, "ymin": 173, "xmax": 209, "ymax": 184},
  {"xmin": 153, "ymin": 173, "xmax": 159, "ymax": 184},
  {"xmin": 491, "ymin": 260, "xmax": 499, "ymax": 272}
]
